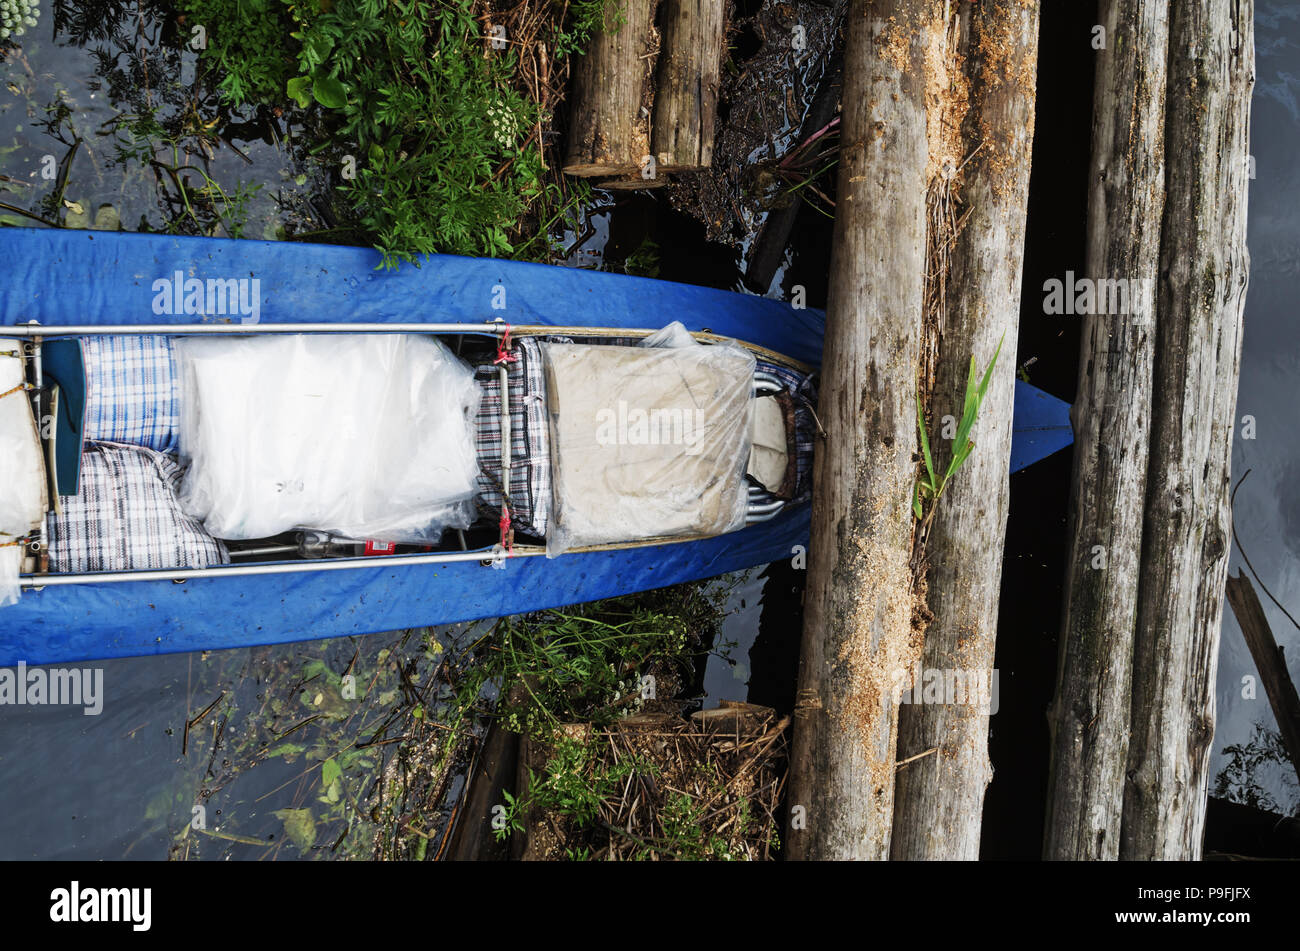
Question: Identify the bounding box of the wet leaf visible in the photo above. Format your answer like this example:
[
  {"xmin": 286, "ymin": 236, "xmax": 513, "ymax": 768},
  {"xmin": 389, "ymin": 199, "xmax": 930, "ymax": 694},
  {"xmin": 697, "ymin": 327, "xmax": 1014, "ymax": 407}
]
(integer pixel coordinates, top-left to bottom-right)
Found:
[
  {"xmin": 272, "ymin": 808, "xmax": 316, "ymax": 851},
  {"xmin": 92, "ymin": 204, "xmax": 120, "ymax": 231},
  {"xmin": 321, "ymin": 757, "xmax": 341, "ymax": 787},
  {"xmin": 266, "ymin": 741, "xmax": 306, "ymax": 760},
  {"xmin": 312, "ymin": 74, "xmax": 347, "ymax": 110},
  {"xmin": 286, "ymin": 76, "xmax": 312, "ymax": 109}
]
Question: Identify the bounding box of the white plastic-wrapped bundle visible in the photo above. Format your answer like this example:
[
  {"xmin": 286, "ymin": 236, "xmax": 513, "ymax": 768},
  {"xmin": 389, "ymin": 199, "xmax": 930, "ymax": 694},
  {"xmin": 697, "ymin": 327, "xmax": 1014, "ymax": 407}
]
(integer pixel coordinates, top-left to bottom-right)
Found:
[
  {"xmin": 0, "ymin": 545, "xmax": 20, "ymax": 607},
  {"xmin": 541, "ymin": 325, "xmax": 755, "ymax": 556},
  {"xmin": 175, "ymin": 334, "xmax": 482, "ymax": 542},
  {"xmin": 0, "ymin": 339, "xmax": 46, "ymax": 606}
]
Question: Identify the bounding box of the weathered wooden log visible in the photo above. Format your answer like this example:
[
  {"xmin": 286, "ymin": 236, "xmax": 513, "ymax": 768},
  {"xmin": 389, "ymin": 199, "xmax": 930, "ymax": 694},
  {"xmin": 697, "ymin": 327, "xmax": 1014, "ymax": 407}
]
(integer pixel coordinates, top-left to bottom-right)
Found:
[
  {"xmin": 1121, "ymin": 0, "xmax": 1253, "ymax": 861},
  {"xmin": 443, "ymin": 721, "xmax": 519, "ymax": 861},
  {"xmin": 590, "ymin": 174, "xmax": 668, "ymax": 190},
  {"xmin": 563, "ymin": 1, "xmax": 661, "ymax": 179},
  {"xmin": 786, "ymin": 0, "xmax": 928, "ymax": 861},
  {"xmin": 1224, "ymin": 571, "xmax": 1300, "ymax": 785},
  {"xmin": 650, "ymin": 0, "xmax": 725, "ymax": 172},
  {"xmin": 1043, "ymin": 0, "xmax": 1169, "ymax": 861},
  {"xmin": 891, "ymin": 0, "xmax": 1041, "ymax": 861}
]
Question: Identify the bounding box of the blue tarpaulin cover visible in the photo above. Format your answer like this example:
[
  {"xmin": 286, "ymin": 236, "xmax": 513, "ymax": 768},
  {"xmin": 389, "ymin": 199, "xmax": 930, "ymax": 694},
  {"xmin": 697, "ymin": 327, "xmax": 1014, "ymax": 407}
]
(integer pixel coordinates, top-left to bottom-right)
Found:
[{"xmin": 0, "ymin": 228, "xmax": 1070, "ymax": 665}]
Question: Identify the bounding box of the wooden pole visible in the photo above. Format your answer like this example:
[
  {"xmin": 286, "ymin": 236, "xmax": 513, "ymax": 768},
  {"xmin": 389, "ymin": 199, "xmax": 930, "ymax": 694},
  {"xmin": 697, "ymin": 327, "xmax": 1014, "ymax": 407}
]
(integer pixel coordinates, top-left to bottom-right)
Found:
[
  {"xmin": 1122, "ymin": 0, "xmax": 1253, "ymax": 860},
  {"xmin": 563, "ymin": 0, "xmax": 661, "ymax": 178},
  {"xmin": 444, "ymin": 722, "xmax": 519, "ymax": 860},
  {"xmin": 786, "ymin": 0, "xmax": 928, "ymax": 861},
  {"xmin": 1224, "ymin": 571, "xmax": 1300, "ymax": 785},
  {"xmin": 650, "ymin": 0, "xmax": 726, "ymax": 172},
  {"xmin": 1043, "ymin": 0, "xmax": 1169, "ymax": 861},
  {"xmin": 891, "ymin": 0, "xmax": 1041, "ymax": 861}
]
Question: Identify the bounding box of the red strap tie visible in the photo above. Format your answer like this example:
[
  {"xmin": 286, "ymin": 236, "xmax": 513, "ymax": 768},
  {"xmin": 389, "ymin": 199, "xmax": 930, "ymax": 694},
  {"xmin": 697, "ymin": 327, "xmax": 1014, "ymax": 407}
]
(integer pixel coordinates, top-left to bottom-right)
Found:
[
  {"xmin": 498, "ymin": 505, "xmax": 513, "ymax": 556},
  {"xmin": 494, "ymin": 324, "xmax": 518, "ymax": 365}
]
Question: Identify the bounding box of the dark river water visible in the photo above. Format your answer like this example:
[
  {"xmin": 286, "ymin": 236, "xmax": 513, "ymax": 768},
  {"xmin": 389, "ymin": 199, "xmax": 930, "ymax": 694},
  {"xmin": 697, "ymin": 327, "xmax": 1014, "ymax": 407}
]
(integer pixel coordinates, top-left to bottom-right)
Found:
[{"xmin": 0, "ymin": 1, "xmax": 1296, "ymax": 859}]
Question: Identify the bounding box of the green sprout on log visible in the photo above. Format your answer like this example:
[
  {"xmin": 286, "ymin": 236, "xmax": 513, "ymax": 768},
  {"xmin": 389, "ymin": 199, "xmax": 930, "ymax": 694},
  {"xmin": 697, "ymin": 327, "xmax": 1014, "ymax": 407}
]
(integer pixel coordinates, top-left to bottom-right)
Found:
[{"xmin": 912, "ymin": 333, "xmax": 1005, "ymax": 521}]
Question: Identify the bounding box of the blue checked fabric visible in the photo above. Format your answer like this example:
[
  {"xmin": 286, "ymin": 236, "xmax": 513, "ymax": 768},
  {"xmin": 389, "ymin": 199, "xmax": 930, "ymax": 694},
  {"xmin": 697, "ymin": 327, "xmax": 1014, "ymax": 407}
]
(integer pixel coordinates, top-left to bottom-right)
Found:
[
  {"xmin": 81, "ymin": 335, "xmax": 180, "ymax": 452},
  {"xmin": 473, "ymin": 337, "xmax": 551, "ymax": 537},
  {"xmin": 48, "ymin": 443, "xmax": 229, "ymax": 573}
]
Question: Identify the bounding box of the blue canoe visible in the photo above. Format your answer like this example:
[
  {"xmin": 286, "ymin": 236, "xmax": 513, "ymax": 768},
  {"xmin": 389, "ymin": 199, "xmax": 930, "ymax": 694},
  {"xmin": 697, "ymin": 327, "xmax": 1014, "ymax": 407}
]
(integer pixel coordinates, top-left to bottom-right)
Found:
[{"xmin": 0, "ymin": 228, "xmax": 1072, "ymax": 666}]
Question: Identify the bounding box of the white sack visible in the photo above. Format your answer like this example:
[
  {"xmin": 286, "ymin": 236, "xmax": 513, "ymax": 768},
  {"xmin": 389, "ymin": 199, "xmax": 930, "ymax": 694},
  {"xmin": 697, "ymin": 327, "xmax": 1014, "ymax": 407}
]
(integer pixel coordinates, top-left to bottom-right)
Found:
[
  {"xmin": 541, "ymin": 333, "xmax": 754, "ymax": 556},
  {"xmin": 0, "ymin": 339, "xmax": 45, "ymax": 608},
  {"xmin": 175, "ymin": 334, "xmax": 481, "ymax": 542}
]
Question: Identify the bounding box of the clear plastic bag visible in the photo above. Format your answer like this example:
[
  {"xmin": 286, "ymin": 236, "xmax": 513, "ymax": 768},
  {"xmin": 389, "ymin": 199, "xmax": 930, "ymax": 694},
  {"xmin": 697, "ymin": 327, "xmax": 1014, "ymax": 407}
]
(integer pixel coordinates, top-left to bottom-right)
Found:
[
  {"xmin": 0, "ymin": 544, "xmax": 20, "ymax": 608},
  {"xmin": 541, "ymin": 328, "xmax": 755, "ymax": 556},
  {"xmin": 0, "ymin": 338, "xmax": 45, "ymax": 609},
  {"xmin": 175, "ymin": 334, "xmax": 482, "ymax": 542}
]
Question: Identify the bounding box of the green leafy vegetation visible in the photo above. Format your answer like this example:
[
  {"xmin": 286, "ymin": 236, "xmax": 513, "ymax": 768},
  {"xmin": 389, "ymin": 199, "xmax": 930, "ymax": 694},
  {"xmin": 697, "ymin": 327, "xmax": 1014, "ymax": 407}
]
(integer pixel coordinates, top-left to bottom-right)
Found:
[
  {"xmin": 180, "ymin": 0, "xmax": 612, "ymax": 266},
  {"xmin": 495, "ymin": 708, "xmax": 789, "ymax": 861},
  {"xmin": 0, "ymin": 0, "xmax": 39, "ymax": 41},
  {"xmin": 453, "ymin": 586, "xmax": 720, "ymax": 739},
  {"xmin": 913, "ymin": 334, "xmax": 1005, "ymax": 522},
  {"xmin": 496, "ymin": 732, "xmax": 651, "ymax": 838}
]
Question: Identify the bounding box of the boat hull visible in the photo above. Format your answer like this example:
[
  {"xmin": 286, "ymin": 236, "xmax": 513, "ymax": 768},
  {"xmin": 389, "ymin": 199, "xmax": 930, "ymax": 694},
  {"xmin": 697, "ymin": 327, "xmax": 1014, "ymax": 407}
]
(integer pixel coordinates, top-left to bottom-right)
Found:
[
  {"xmin": 0, "ymin": 229, "xmax": 825, "ymax": 664},
  {"xmin": 0, "ymin": 229, "xmax": 1071, "ymax": 665}
]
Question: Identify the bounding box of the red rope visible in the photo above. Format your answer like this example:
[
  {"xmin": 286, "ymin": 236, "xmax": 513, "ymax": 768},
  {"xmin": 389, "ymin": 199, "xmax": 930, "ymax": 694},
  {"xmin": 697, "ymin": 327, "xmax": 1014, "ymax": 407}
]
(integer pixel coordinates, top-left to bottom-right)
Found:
[
  {"xmin": 498, "ymin": 505, "xmax": 513, "ymax": 556},
  {"xmin": 494, "ymin": 324, "xmax": 518, "ymax": 365}
]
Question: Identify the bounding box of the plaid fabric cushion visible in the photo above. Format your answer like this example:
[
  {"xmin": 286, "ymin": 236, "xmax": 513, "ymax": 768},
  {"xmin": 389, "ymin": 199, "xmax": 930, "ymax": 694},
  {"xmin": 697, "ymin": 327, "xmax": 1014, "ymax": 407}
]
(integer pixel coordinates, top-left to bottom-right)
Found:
[
  {"xmin": 754, "ymin": 359, "xmax": 818, "ymax": 502},
  {"xmin": 81, "ymin": 335, "xmax": 179, "ymax": 452},
  {"xmin": 468, "ymin": 338, "xmax": 818, "ymax": 536},
  {"xmin": 473, "ymin": 338, "xmax": 551, "ymax": 537},
  {"xmin": 48, "ymin": 443, "xmax": 229, "ymax": 572}
]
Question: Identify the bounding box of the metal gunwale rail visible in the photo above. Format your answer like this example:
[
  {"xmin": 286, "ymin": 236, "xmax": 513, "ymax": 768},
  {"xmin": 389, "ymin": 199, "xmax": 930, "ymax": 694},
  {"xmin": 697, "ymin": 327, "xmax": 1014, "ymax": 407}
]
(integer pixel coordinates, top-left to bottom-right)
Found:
[
  {"xmin": 3, "ymin": 322, "xmax": 815, "ymax": 374},
  {"xmin": 5, "ymin": 322, "xmax": 510, "ymax": 336},
  {"xmin": 11, "ymin": 320, "xmax": 813, "ymax": 588},
  {"xmin": 21, "ymin": 546, "xmax": 548, "ymax": 587}
]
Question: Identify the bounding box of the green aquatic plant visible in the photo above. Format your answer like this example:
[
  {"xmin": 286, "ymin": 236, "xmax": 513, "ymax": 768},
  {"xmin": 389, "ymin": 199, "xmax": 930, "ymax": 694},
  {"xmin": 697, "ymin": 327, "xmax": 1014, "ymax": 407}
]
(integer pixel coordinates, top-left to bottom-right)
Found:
[
  {"xmin": 495, "ymin": 732, "xmax": 650, "ymax": 840},
  {"xmin": 913, "ymin": 334, "xmax": 1005, "ymax": 521},
  {"xmin": 454, "ymin": 589, "xmax": 714, "ymax": 739},
  {"xmin": 0, "ymin": 0, "xmax": 39, "ymax": 40},
  {"xmin": 182, "ymin": 0, "xmax": 617, "ymax": 266},
  {"xmin": 178, "ymin": 0, "xmax": 296, "ymax": 105}
]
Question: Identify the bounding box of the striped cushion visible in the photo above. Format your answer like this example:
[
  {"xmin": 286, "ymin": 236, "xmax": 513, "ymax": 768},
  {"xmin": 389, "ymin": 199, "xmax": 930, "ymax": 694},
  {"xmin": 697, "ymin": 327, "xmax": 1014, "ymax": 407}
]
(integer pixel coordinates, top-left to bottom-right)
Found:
[
  {"xmin": 81, "ymin": 335, "xmax": 179, "ymax": 452},
  {"xmin": 48, "ymin": 444, "xmax": 228, "ymax": 573}
]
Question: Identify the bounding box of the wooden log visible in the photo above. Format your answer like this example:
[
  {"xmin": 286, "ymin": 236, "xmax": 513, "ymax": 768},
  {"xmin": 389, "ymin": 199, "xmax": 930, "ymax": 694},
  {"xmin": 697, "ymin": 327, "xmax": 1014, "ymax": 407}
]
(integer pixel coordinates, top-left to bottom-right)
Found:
[
  {"xmin": 443, "ymin": 721, "xmax": 519, "ymax": 861},
  {"xmin": 1224, "ymin": 571, "xmax": 1300, "ymax": 785},
  {"xmin": 1122, "ymin": 0, "xmax": 1253, "ymax": 860},
  {"xmin": 1043, "ymin": 0, "xmax": 1169, "ymax": 861},
  {"xmin": 563, "ymin": 1, "xmax": 661, "ymax": 179},
  {"xmin": 786, "ymin": 0, "xmax": 928, "ymax": 861},
  {"xmin": 650, "ymin": 0, "xmax": 726, "ymax": 172},
  {"xmin": 891, "ymin": 0, "xmax": 1041, "ymax": 861},
  {"xmin": 590, "ymin": 175, "xmax": 668, "ymax": 190}
]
